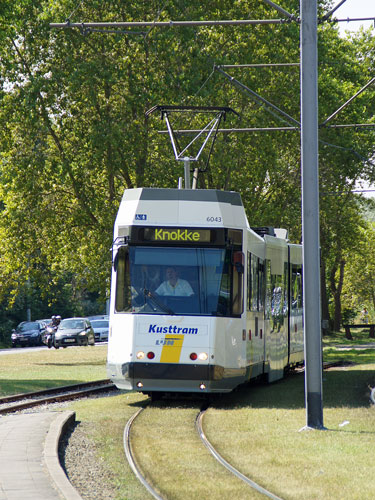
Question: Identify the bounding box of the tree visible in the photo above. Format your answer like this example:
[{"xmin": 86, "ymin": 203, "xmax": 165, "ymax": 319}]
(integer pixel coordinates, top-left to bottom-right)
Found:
[{"xmin": 0, "ymin": 0, "xmax": 374, "ymax": 326}]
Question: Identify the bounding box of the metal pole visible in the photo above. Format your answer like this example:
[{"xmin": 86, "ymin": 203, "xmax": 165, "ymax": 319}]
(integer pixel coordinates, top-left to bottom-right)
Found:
[
  {"xmin": 184, "ymin": 157, "xmax": 191, "ymax": 189},
  {"xmin": 192, "ymin": 168, "xmax": 199, "ymax": 189},
  {"xmin": 300, "ymin": 0, "xmax": 324, "ymax": 429}
]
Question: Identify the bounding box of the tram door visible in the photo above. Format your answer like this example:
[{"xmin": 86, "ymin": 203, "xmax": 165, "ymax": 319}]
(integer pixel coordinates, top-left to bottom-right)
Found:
[
  {"xmin": 246, "ymin": 253, "xmax": 266, "ymax": 379},
  {"xmin": 265, "ymin": 238, "xmax": 289, "ymax": 382}
]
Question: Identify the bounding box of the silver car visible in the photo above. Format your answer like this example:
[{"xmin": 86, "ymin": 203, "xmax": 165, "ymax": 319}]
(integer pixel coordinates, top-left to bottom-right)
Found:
[
  {"xmin": 91, "ymin": 319, "xmax": 109, "ymax": 342},
  {"xmin": 54, "ymin": 318, "xmax": 95, "ymax": 348}
]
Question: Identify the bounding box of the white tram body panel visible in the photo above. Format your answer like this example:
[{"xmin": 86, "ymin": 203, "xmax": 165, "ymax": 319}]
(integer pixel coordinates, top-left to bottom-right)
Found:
[{"xmin": 107, "ymin": 188, "xmax": 303, "ymax": 394}]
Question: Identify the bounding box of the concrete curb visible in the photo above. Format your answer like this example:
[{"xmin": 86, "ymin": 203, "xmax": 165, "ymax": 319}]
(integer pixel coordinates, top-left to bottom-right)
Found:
[{"xmin": 44, "ymin": 411, "xmax": 84, "ymax": 500}]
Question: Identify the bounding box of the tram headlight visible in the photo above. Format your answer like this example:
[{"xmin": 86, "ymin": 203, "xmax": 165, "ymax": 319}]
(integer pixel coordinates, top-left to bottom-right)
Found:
[
  {"xmin": 199, "ymin": 383, "xmax": 206, "ymax": 390},
  {"xmin": 137, "ymin": 381, "xmax": 143, "ymax": 388},
  {"xmin": 136, "ymin": 351, "xmax": 145, "ymax": 359},
  {"xmin": 190, "ymin": 352, "xmax": 208, "ymax": 361}
]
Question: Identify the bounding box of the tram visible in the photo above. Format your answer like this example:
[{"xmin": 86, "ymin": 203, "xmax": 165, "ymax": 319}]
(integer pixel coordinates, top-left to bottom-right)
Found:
[{"xmin": 107, "ymin": 187, "xmax": 303, "ymax": 394}]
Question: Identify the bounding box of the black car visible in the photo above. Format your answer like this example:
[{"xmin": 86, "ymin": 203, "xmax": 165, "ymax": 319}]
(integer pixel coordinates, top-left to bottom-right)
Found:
[
  {"xmin": 53, "ymin": 317, "xmax": 95, "ymax": 348},
  {"xmin": 11, "ymin": 321, "xmax": 44, "ymax": 347}
]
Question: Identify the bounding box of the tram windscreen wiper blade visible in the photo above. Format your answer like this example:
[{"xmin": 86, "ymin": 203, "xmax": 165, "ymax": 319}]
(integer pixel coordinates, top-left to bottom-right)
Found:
[{"xmin": 143, "ymin": 289, "xmax": 175, "ymax": 315}]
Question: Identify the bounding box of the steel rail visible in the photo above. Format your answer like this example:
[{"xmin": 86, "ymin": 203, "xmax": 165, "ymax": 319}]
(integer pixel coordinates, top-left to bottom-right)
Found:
[
  {"xmin": 0, "ymin": 380, "xmax": 117, "ymax": 415},
  {"xmin": 196, "ymin": 409, "xmax": 285, "ymax": 500},
  {"xmin": 123, "ymin": 407, "xmax": 165, "ymax": 500},
  {"xmin": 0, "ymin": 379, "xmax": 112, "ymax": 404}
]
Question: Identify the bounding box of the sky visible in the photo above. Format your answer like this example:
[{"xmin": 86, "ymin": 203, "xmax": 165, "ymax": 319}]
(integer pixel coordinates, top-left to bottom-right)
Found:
[{"xmin": 332, "ymin": 0, "xmax": 374, "ymax": 36}]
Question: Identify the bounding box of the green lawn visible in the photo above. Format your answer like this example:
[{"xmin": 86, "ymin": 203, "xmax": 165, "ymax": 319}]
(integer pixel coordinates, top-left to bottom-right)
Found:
[
  {"xmin": 2, "ymin": 337, "xmax": 375, "ymax": 499},
  {"xmin": 0, "ymin": 345, "xmax": 108, "ymax": 395}
]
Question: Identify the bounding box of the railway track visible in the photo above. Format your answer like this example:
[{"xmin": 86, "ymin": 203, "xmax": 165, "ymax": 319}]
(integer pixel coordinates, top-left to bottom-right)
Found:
[
  {"xmin": 124, "ymin": 406, "xmax": 164, "ymax": 500},
  {"xmin": 196, "ymin": 407, "xmax": 284, "ymax": 500},
  {"xmin": 0, "ymin": 379, "xmax": 117, "ymax": 414},
  {"xmin": 124, "ymin": 401, "xmax": 285, "ymax": 500},
  {"xmin": 123, "ymin": 363, "xmax": 346, "ymax": 499}
]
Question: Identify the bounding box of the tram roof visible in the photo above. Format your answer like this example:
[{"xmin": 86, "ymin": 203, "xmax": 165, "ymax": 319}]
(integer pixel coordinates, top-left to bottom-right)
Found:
[{"xmin": 121, "ymin": 188, "xmax": 243, "ymax": 206}]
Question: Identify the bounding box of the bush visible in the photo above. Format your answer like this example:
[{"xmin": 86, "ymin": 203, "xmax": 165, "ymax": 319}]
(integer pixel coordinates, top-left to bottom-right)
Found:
[{"xmin": 342, "ymin": 307, "xmax": 357, "ymax": 325}]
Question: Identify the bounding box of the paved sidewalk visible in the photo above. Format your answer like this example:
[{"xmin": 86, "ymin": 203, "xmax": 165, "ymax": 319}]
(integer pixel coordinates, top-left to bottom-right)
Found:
[{"xmin": 0, "ymin": 411, "xmax": 82, "ymax": 500}]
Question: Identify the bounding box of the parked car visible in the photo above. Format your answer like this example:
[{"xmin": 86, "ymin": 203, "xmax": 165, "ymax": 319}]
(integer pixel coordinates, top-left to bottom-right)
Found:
[
  {"xmin": 91, "ymin": 319, "xmax": 109, "ymax": 342},
  {"xmin": 11, "ymin": 321, "xmax": 44, "ymax": 347},
  {"xmin": 87, "ymin": 315, "xmax": 109, "ymax": 321},
  {"xmin": 54, "ymin": 317, "xmax": 95, "ymax": 348}
]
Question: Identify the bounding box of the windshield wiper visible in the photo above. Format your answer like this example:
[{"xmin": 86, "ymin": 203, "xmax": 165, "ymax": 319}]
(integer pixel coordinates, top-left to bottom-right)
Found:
[{"xmin": 143, "ymin": 289, "xmax": 174, "ymax": 315}]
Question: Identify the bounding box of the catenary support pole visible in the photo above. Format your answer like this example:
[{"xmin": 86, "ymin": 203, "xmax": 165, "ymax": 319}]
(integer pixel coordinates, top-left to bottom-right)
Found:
[
  {"xmin": 300, "ymin": 0, "xmax": 324, "ymax": 429},
  {"xmin": 184, "ymin": 157, "xmax": 191, "ymax": 189}
]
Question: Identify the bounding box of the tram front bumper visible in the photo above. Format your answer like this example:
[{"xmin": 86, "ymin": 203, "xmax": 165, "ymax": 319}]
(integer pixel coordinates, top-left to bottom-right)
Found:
[{"xmin": 108, "ymin": 361, "xmax": 245, "ymax": 393}]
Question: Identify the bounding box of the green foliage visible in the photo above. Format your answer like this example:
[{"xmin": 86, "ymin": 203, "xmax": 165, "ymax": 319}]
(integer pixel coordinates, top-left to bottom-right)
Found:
[
  {"xmin": 0, "ymin": 0, "xmax": 375, "ymax": 323},
  {"xmin": 341, "ymin": 307, "xmax": 358, "ymax": 325}
]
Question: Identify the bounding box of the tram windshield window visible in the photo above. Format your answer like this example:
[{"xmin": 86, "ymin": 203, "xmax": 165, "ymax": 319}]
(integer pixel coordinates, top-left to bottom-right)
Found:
[{"xmin": 114, "ymin": 246, "xmax": 239, "ymax": 316}]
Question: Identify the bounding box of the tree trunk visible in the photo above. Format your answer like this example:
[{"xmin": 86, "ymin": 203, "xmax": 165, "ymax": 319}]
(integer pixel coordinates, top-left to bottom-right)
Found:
[
  {"xmin": 320, "ymin": 259, "xmax": 330, "ymax": 335},
  {"xmin": 333, "ymin": 259, "xmax": 346, "ymax": 331}
]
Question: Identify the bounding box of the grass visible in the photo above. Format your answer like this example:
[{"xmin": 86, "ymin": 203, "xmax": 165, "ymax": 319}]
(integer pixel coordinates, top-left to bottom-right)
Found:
[
  {"xmin": 0, "ymin": 345, "xmax": 108, "ymax": 396},
  {"xmin": 323, "ymin": 328, "xmax": 375, "ymax": 365},
  {"xmin": 71, "ymin": 336, "xmax": 375, "ymax": 500},
  {"xmin": 1, "ymin": 337, "xmax": 375, "ymax": 499},
  {"xmin": 72, "ymin": 361, "xmax": 375, "ymax": 500},
  {"xmin": 203, "ymin": 367, "xmax": 375, "ymax": 500},
  {"xmin": 323, "ymin": 327, "xmax": 375, "ymax": 346}
]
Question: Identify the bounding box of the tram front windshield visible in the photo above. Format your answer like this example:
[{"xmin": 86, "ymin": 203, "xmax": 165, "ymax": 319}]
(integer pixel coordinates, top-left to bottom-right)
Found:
[{"xmin": 115, "ymin": 246, "xmax": 232, "ymax": 316}]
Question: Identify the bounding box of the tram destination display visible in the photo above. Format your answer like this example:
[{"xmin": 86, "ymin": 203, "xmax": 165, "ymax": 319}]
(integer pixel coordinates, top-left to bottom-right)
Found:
[{"xmin": 130, "ymin": 226, "xmax": 226, "ymax": 246}]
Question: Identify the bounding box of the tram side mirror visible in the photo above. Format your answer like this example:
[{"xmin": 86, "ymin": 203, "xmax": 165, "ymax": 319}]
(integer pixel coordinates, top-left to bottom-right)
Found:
[{"xmin": 232, "ymin": 251, "xmax": 244, "ymax": 274}]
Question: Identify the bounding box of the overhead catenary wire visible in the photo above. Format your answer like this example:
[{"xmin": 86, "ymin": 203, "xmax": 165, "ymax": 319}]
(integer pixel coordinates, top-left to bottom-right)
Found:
[
  {"xmin": 219, "ymin": 63, "xmax": 300, "ymax": 68},
  {"xmin": 261, "ymin": 0, "xmax": 299, "ymax": 22},
  {"xmin": 320, "ymin": 0, "xmax": 348, "ymax": 22},
  {"xmin": 215, "ymin": 65, "xmax": 301, "ymax": 127},
  {"xmin": 65, "ymin": 0, "xmax": 86, "ymax": 23},
  {"xmin": 50, "ymin": 18, "xmax": 295, "ymax": 30},
  {"xmin": 320, "ymin": 76, "xmax": 375, "ymax": 127},
  {"xmin": 52, "ymin": 6, "xmax": 375, "ymax": 164}
]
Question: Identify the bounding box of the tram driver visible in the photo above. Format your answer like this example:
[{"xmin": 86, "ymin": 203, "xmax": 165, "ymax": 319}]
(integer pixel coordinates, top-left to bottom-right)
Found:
[{"xmin": 155, "ymin": 266, "xmax": 194, "ymax": 297}]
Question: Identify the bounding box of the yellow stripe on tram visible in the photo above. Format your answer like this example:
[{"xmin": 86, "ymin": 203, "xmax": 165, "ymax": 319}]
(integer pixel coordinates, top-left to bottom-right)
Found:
[{"xmin": 160, "ymin": 334, "xmax": 185, "ymax": 363}]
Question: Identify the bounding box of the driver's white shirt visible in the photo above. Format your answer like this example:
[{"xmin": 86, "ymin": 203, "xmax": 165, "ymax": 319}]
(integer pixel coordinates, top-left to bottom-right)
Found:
[{"xmin": 156, "ymin": 279, "xmax": 194, "ymax": 296}]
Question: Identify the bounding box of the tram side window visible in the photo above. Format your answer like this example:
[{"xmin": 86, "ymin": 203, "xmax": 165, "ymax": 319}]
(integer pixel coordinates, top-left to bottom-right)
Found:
[
  {"xmin": 265, "ymin": 261, "xmax": 285, "ymax": 330},
  {"xmin": 114, "ymin": 246, "xmax": 132, "ymax": 313},
  {"xmin": 232, "ymin": 250, "xmax": 244, "ymax": 316},
  {"xmin": 291, "ymin": 265, "xmax": 303, "ymax": 310},
  {"xmin": 247, "ymin": 252, "xmax": 251, "ymax": 311},
  {"xmin": 258, "ymin": 259, "xmax": 265, "ymax": 311},
  {"xmin": 283, "ymin": 261, "xmax": 288, "ymax": 318},
  {"xmin": 265, "ymin": 260, "xmax": 272, "ymax": 320},
  {"xmin": 247, "ymin": 254, "xmax": 265, "ymax": 312},
  {"xmin": 270, "ymin": 274, "xmax": 284, "ymax": 332}
]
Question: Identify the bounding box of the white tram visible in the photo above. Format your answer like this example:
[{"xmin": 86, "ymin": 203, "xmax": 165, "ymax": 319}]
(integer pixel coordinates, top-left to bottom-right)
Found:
[{"xmin": 107, "ymin": 187, "xmax": 303, "ymax": 394}]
